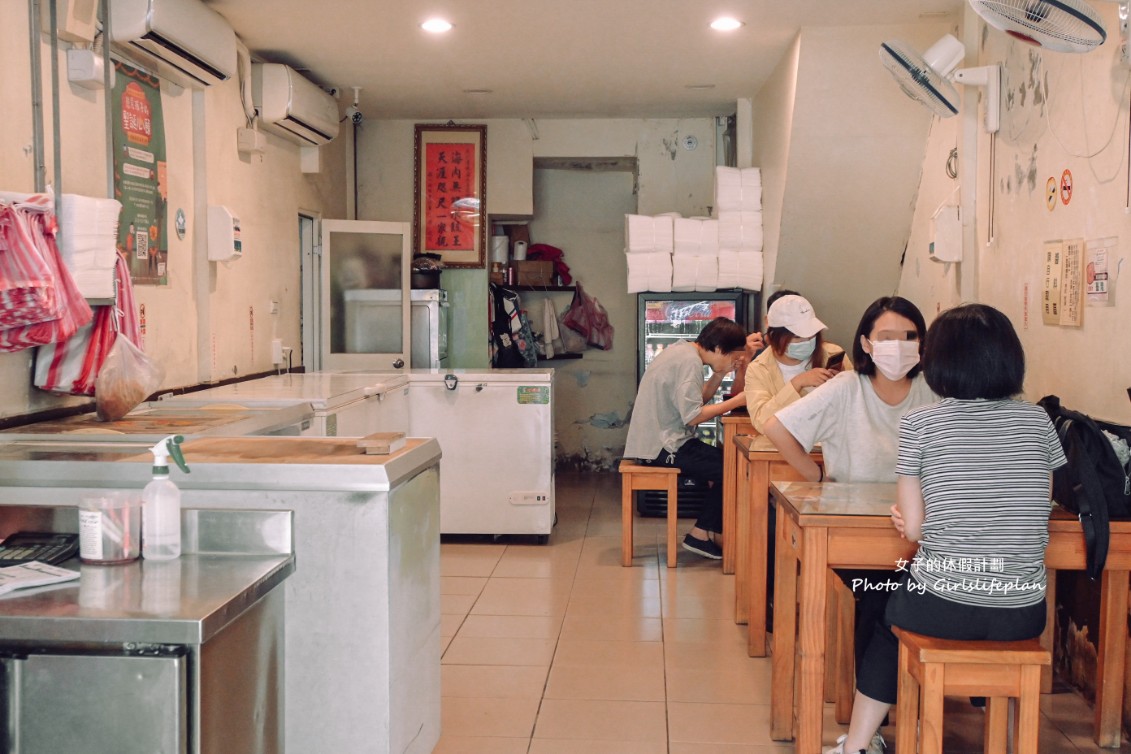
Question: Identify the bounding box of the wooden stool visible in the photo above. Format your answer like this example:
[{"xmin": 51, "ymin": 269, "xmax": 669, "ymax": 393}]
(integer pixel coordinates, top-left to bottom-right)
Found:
[
  {"xmin": 894, "ymin": 627, "xmax": 1050, "ymax": 754},
  {"xmin": 619, "ymin": 461, "xmax": 680, "ymax": 568}
]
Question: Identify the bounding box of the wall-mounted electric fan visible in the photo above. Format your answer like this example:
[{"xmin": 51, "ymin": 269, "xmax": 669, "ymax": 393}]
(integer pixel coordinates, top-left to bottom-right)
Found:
[
  {"xmin": 879, "ymin": 35, "xmax": 1001, "ymax": 132},
  {"xmin": 967, "ymin": 0, "xmax": 1107, "ymax": 53}
]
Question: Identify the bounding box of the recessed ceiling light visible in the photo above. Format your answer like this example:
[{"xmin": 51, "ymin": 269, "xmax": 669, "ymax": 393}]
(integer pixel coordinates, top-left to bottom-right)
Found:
[
  {"xmin": 685, "ymin": 84, "xmax": 716, "ymax": 90},
  {"xmin": 421, "ymin": 18, "xmax": 453, "ymax": 33},
  {"xmin": 463, "ymin": 89, "xmax": 493, "ymax": 95},
  {"xmin": 710, "ymin": 17, "xmax": 744, "ymax": 31}
]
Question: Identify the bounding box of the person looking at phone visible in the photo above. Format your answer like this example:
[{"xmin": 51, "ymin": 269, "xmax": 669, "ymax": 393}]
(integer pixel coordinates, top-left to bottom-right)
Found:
[
  {"xmin": 623, "ymin": 317, "xmax": 750, "ymax": 560},
  {"xmin": 743, "ymin": 293, "xmax": 851, "ymax": 433}
]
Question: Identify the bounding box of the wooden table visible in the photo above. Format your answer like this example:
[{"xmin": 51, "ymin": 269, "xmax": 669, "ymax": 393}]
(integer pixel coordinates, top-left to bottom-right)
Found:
[
  {"xmin": 721, "ymin": 411, "xmax": 754, "ymax": 574},
  {"xmin": 769, "ymin": 481, "xmax": 1131, "ymax": 752},
  {"xmin": 732, "ymin": 434, "xmax": 822, "ymax": 657}
]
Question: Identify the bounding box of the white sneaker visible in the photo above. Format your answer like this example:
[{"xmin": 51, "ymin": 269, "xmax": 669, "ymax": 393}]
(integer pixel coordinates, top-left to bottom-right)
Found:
[{"xmin": 824, "ymin": 732, "xmax": 886, "ymax": 754}]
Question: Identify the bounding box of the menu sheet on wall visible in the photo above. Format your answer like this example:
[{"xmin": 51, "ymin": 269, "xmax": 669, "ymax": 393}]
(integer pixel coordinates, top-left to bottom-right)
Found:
[
  {"xmin": 111, "ymin": 61, "xmax": 168, "ymax": 286},
  {"xmin": 1042, "ymin": 238, "xmax": 1084, "ymax": 327},
  {"xmin": 1086, "ymin": 237, "xmax": 1115, "ymax": 306}
]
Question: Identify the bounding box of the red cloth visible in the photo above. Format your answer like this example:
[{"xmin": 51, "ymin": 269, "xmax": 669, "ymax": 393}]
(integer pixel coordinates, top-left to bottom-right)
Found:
[{"xmin": 526, "ymin": 244, "xmax": 572, "ymax": 285}]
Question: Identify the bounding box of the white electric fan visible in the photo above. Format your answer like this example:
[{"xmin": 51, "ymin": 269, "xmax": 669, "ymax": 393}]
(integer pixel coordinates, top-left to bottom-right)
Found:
[
  {"xmin": 967, "ymin": 0, "xmax": 1107, "ymax": 53},
  {"xmin": 879, "ymin": 35, "xmax": 1001, "ymax": 132}
]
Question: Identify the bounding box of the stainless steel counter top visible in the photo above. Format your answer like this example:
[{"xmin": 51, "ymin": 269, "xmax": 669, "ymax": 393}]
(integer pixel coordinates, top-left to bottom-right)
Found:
[{"xmin": 0, "ymin": 508, "xmax": 294, "ymax": 647}]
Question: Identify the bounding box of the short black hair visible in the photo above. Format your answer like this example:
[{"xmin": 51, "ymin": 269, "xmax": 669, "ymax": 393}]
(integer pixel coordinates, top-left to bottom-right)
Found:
[
  {"xmin": 696, "ymin": 317, "xmax": 747, "ymax": 353},
  {"xmin": 851, "ymin": 296, "xmax": 928, "ymax": 378},
  {"xmin": 923, "ymin": 303, "xmax": 1024, "ymax": 399}
]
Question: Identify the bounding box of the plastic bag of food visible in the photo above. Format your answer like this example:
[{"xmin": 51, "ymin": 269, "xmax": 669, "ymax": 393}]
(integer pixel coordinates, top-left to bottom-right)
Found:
[{"xmin": 94, "ymin": 335, "xmax": 164, "ymax": 421}]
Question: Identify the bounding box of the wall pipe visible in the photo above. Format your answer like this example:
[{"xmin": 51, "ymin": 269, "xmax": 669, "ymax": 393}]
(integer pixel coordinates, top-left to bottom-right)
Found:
[
  {"xmin": 28, "ymin": 0, "xmax": 46, "ymax": 192},
  {"xmin": 101, "ymin": 0, "xmax": 114, "ymax": 198},
  {"xmin": 49, "ymin": 0, "xmax": 63, "ymax": 203}
]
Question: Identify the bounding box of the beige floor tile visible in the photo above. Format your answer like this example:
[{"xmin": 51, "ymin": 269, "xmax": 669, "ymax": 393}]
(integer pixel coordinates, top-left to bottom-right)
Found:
[
  {"xmin": 457, "ymin": 614, "xmax": 565, "ymax": 640},
  {"xmin": 665, "ymin": 641, "xmax": 767, "ymax": 673},
  {"xmin": 441, "ymin": 593, "xmax": 477, "ymax": 616},
  {"xmin": 669, "ymin": 744, "xmax": 796, "ymax": 754},
  {"xmin": 666, "ymin": 664, "xmax": 773, "ymax": 704},
  {"xmin": 433, "ymin": 736, "xmax": 530, "ymax": 754},
  {"xmin": 534, "ymin": 699, "xmax": 667, "ymax": 742},
  {"xmin": 440, "ymin": 612, "xmax": 465, "ymax": 638},
  {"xmin": 662, "ymin": 589, "xmax": 739, "ymax": 619},
  {"xmin": 662, "ymin": 617, "xmax": 749, "ymax": 648},
  {"xmin": 553, "ymin": 639, "xmax": 664, "ymax": 668},
  {"xmin": 440, "ymin": 695, "xmax": 540, "ymax": 739},
  {"xmin": 567, "ymin": 586, "xmax": 662, "ymax": 617},
  {"xmin": 528, "ymin": 739, "xmax": 667, "ymax": 754},
  {"xmin": 440, "ymin": 632, "xmax": 454, "ymax": 656},
  {"xmin": 441, "ymin": 575, "xmax": 488, "ymax": 595},
  {"xmin": 440, "ymin": 543, "xmax": 506, "ymax": 577},
  {"xmin": 442, "ymin": 664, "xmax": 549, "ymax": 698},
  {"xmin": 442, "ymin": 635, "xmax": 558, "ymax": 666},
  {"xmin": 559, "ymin": 613, "xmax": 663, "ymax": 642},
  {"xmin": 471, "ymin": 577, "xmax": 573, "ymax": 617},
  {"xmin": 492, "ymin": 543, "xmax": 583, "ymax": 579},
  {"xmin": 544, "ymin": 662, "xmax": 665, "ymax": 701},
  {"xmin": 668, "ymin": 702, "xmax": 776, "ymax": 745}
]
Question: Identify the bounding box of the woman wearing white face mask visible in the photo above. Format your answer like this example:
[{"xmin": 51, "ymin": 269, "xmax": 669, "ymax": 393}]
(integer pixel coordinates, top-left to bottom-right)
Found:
[
  {"xmin": 744, "ymin": 293, "xmax": 851, "ymax": 433},
  {"xmin": 764, "ymin": 295, "xmax": 938, "ymax": 754}
]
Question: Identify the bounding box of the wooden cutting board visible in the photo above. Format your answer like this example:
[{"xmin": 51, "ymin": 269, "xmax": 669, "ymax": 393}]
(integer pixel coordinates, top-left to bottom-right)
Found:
[{"xmin": 122, "ymin": 436, "xmax": 429, "ymax": 465}]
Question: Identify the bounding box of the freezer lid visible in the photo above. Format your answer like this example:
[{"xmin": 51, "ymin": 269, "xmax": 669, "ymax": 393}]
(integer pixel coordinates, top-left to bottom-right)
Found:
[
  {"xmin": 342, "ymin": 288, "xmax": 446, "ymax": 303},
  {"xmin": 158, "ymin": 373, "xmax": 400, "ymax": 410},
  {"xmin": 408, "ymin": 368, "xmax": 553, "ymax": 385}
]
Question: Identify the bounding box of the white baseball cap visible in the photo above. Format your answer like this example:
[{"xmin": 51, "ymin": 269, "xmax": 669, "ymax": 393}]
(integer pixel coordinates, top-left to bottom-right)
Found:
[{"xmin": 766, "ymin": 295, "xmax": 826, "ymax": 339}]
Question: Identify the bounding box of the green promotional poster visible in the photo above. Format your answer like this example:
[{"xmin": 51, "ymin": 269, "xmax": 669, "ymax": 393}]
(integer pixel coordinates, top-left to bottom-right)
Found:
[{"xmin": 112, "ymin": 61, "xmax": 168, "ymax": 286}]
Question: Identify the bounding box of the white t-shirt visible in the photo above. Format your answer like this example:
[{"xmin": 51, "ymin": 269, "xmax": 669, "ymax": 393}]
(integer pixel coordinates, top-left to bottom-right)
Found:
[
  {"xmin": 623, "ymin": 340, "xmax": 704, "ymax": 460},
  {"xmin": 774, "ymin": 370, "xmax": 938, "ymax": 483}
]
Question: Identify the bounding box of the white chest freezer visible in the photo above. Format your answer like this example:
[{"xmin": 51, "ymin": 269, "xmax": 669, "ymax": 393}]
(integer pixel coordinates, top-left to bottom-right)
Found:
[
  {"xmin": 158, "ymin": 373, "xmax": 409, "ymax": 436},
  {"xmin": 408, "ymin": 368, "xmax": 555, "ymax": 538}
]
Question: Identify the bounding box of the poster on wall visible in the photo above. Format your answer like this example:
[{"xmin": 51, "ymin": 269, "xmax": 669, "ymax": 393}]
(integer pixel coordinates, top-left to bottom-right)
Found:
[
  {"xmin": 1041, "ymin": 238, "xmax": 1084, "ymax": 327},
  {"xmin": 1085, "ymin": 237, "xmax": 1115, "ymax": 306},
  {"xmin": 111, "ymin": 61, "xmax": 168, "ymax": 286}
]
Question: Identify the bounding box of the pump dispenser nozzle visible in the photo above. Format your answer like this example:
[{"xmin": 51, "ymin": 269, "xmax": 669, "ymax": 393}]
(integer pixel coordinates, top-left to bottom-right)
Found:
[{"xmin": 150, "ymin": 434, "xmax": 190, "ymax": 475}]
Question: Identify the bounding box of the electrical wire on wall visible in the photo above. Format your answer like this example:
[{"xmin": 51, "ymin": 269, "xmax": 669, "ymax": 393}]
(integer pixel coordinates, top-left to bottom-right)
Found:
[
  {"xmin": 946, "ymin": 146, "xmax": 959, "ymax": 179},
  {"xmin": 1043, "ymin": 55, "xmax": 1131, "ymax": 184}
]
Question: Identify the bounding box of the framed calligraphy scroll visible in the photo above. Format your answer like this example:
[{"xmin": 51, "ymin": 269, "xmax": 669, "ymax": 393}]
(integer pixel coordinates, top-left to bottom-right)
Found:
[{"xmin": 412, "ymin": 124, "xmax": 487, "ymax": 268}]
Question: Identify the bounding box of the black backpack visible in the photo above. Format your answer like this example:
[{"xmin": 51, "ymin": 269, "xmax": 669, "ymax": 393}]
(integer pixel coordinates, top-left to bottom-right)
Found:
[{"xmin": 1038, "ymin": 395, "xmax": 1131, "ymax": 579}]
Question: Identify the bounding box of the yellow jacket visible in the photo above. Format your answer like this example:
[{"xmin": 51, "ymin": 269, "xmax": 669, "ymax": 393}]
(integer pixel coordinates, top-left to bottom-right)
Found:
[{"xmin": 742, "ymin": 343, "xmax": 851, "ymax": 433}]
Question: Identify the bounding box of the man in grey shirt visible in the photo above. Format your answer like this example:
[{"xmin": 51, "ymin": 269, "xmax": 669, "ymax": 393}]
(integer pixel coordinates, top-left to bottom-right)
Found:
[{"xmin": 623, "ymin": 317, "xmax": 754, "ymax": 559}]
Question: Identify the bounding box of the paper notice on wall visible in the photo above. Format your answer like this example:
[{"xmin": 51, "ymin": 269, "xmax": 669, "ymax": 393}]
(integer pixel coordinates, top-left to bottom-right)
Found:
[
  {"xmin": 1042, "ymin": 239, "xmax": 1084, "ymax": 327},
  {"xmin": 1086, "ymin": 237, "xmax": 1115, "ymax": 306}
]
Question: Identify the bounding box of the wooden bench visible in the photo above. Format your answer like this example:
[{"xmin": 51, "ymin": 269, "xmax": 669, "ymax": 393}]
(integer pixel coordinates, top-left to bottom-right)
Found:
[
  {"xmin": 894, "ymin": 627, "xmax": 1050, "ymax": 754},
  {"xmin": 619, "ymin": 461, "xmax": 680, "ymax": 568}
]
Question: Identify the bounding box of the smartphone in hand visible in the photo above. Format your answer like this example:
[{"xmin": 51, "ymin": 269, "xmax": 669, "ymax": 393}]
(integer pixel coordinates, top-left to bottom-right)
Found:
[{"xmin": 825, "ymin": 351, "xmax": 846, "ymax": 371}]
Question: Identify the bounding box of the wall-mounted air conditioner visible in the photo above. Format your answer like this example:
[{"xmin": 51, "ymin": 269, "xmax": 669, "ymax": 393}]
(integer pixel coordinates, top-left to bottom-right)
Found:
[
  {"xmin": 251, "ymin": 63, "xmax": 340, "ymax": 147},
  {"xmin": 110, "ymin": 0, "xmax": 237, "ymax": 88}
]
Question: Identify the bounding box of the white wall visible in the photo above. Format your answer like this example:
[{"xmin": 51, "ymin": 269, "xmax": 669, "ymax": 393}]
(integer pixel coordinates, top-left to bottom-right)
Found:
[
  {"xmin": 755, "ymin": 23, "xmax": 953, "ymax": 347},
  {"xmin": 897, "ymin": 7, "xmax": 1131, "ymax": 424},
  {"xmin": 0, "ymin": 2, "xmax": 346, "ymax": 420}
]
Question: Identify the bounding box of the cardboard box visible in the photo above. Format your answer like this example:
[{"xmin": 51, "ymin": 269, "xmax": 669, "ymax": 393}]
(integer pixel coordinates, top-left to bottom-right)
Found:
[{"xmin": 514, "ymin": 260, "xmax": 554, "ymax": 286}]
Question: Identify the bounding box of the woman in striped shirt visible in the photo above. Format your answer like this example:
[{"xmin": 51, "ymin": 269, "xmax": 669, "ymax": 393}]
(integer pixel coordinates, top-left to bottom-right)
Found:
[{"xmin": 827, "ymin": 303, "xmax": 1067, "ymax": 754}]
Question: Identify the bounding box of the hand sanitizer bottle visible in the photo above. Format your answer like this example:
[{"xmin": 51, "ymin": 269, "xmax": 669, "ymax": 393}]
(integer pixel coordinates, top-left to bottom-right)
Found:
[{"xmin": 142, "ymin": 434, "xmax": 190, "ymax": 561}]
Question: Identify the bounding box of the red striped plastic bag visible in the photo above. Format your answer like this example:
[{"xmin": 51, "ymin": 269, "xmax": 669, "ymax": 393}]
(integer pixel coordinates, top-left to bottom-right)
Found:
[
  {"xmin": 35, "ymin": 253, "xmax": 137, "ymax": 395},
  {"xmin": 0, "ymin": 202, "xmax": 59, "ymax": 328},
  {"xmin": 0, "ymin": 203, "xmax": 92, "ymax": 353}
]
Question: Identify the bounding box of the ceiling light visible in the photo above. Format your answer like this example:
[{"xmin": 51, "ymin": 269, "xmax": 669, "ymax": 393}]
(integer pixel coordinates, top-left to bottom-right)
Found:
[
  {"xmin": 710, "ymin": 17, "xmax": 744, "ymax": 32},
  {"xmin": 685, "ymin": 84, "xmax": 716, "ymax": 90},
  {"xmin": 421, "ymin": 18, "xmax": 452, "ymax": 33},
  {"xmin": 463, "ymin": 89, "xmax": 493, "ymax": 95}
]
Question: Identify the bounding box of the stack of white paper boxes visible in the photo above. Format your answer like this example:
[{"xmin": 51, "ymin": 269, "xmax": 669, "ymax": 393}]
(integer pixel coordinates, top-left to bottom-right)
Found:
[
  {"xmin": 624, "ymin": 167, "xmax": 763, "ymax": 293},
  {"xmin": 58, "ymin": 194, "xmax": 122, "ymax": 300}
]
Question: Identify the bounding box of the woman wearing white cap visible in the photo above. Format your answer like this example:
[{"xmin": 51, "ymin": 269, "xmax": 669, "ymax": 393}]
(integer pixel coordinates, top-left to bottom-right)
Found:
[{"xmin": 743, "ymin": 293, "xmax": 851, "ymax": 433}]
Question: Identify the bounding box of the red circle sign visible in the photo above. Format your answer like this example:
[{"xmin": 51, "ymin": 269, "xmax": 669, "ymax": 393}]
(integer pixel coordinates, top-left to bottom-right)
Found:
[{"xmin": 1060, "ymin": 169, "xmax": 1073, "ymax": 205}]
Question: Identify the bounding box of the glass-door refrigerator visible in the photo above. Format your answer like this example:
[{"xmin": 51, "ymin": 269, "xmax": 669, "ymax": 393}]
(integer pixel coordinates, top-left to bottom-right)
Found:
[{"xmin": 635, "ymin": 290, "xmax": 759, "ymax": 517}]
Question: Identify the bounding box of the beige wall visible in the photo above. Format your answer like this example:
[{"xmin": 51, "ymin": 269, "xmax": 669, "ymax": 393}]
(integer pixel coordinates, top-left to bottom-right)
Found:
[
  {"xmin": 897, "ymin": 6, "xmax": 1131, "ymax": 425},
  {"xmin": 754, "ymin": 23, "xmax": 953, "ymax": 347},
  {"xmin": 0, "ymin": 2, "xmax": 346, "ymax": 420}
]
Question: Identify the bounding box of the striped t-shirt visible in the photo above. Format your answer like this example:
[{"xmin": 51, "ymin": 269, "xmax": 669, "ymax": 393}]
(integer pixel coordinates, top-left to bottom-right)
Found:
[{"xmin": 896, "ymin": 398, "xmax": 1067, "ymax": 607}]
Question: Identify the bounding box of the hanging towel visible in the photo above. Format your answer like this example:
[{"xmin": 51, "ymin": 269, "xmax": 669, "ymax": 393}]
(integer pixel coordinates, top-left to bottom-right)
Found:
[{"xmin": 541, "ymin": 298, "xmax": 563, "ymax": 359}]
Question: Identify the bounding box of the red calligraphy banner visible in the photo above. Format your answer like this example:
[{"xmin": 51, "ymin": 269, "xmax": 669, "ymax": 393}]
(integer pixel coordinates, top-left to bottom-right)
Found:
[{"xmin": 424, "ymin": 143, "xmax": 476, "ymax": 251}]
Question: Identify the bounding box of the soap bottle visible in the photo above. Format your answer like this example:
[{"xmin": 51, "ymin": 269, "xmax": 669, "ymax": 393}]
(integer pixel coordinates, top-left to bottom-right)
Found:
[{"xmin": 142, "ymin": 434, "xmax": 190, "ymax": 561}]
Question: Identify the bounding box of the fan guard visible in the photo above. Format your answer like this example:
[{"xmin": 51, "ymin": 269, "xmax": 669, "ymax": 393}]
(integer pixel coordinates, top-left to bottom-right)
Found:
[
  {"xmin": 879, "ymin": 36, "xmax": 964, "ymax": 118},
  {"xmin": 968, "ymin": 0, "xmax": 1107, "ymax": 53}
]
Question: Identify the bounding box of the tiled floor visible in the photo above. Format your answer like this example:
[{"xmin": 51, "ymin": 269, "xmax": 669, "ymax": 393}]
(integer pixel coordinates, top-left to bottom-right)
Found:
[{"xmin": 434, "ymin": 471, "xmax": 1131, "ymax": 753}]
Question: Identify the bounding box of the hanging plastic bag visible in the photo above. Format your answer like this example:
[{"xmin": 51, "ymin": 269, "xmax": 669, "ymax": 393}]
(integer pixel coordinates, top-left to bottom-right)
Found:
[
  {"xmin": 94, "ymin": 335, "xmax": 164, "ymax": 421},
  {"xmin": 561, "ymin": 283, "xmax": 614, "ymax": 351}
]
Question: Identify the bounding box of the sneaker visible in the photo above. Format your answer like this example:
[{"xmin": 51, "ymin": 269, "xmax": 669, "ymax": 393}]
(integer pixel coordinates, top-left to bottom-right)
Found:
[
  {"xmin": 824, "ymin": 732, "xmax": 886, "ymax": 754},
  {"xmin": 682, "ymin": 533, "xmax": 722, "ymax": 559}
]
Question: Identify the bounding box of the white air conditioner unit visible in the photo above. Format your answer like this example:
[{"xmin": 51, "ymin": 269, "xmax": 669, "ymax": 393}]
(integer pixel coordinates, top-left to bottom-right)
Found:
[
  {"xmin": 251, "ymin": 63, "xmax": 340, "ymax": 147},
  {"xmin": 110, "ymin": 0, "xmax": 237, "ymax": 88}
]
